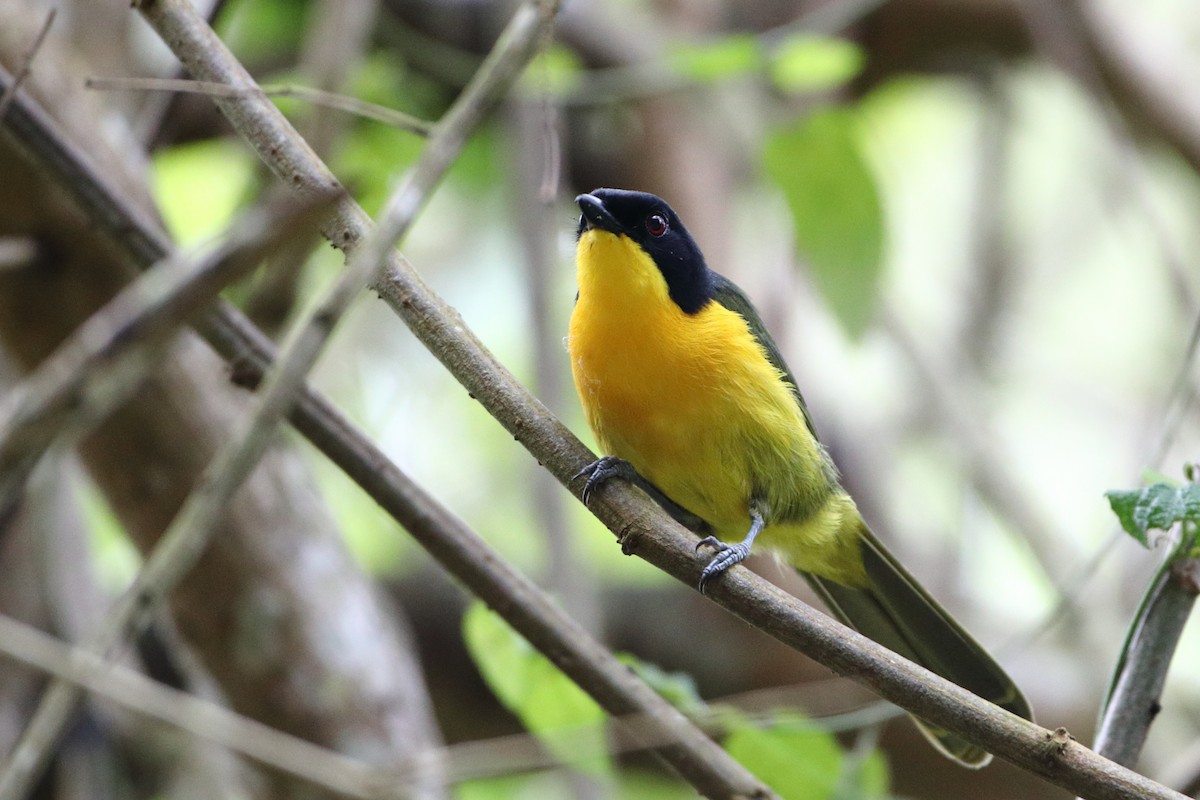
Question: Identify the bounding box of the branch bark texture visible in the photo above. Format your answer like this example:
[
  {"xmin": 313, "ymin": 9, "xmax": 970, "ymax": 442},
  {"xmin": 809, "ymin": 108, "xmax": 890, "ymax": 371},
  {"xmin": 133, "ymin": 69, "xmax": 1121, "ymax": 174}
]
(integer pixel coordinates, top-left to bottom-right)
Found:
[{"xmin": 1093, "ymin": 552, "xmax": 1199, "ymax": 768}]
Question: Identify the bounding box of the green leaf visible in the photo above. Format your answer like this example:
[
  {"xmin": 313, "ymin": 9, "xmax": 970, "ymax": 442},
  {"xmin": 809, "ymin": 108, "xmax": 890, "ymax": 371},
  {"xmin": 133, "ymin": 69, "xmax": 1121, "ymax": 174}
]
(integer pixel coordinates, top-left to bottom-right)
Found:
[
  {"xmin": 769, "ymin": 35, "xmax": 865, "ymax": 94},
  {"xmin": 841, "ymin": 750, "xmax": 891, "ymax": 800},
  {"xmin": 217, "ymin": 0, "xmax": 307, "ymax": 63},
  {"xmin": 617, "ymin": 654, "xmax": 707, "ymax": 717},
  {"xmin": 522, "ymin": 44, "xmax": 584, "ymax": 96},
  {"xmin": 151, "ymin": 140, "xmax": 256, "ymax": 247},
  {"xmin": 763, "ymin": 107, "xmax": 885, "ymax": 338},
  {"xmin": 461, "ymin": 602, "xmax": 611, "ymax": 775},
  {"xmin": 668, "ymin": 35, "xmax": 763, "ymax": 83},
  {"xmin": 1105, "ymin": 483, "xmax": 1200, "ymax": 546},
  {"xmin": 724, "ymin": 717, "xmax": 844, "ymax": 800}
]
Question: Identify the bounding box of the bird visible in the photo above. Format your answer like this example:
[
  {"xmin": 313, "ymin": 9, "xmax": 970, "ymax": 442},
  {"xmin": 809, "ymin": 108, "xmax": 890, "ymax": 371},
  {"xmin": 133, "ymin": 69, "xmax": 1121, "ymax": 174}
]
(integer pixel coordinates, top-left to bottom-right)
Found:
[{"xmin": 566, "ymin": 187, "xmax": 1031, "ymax": 767}]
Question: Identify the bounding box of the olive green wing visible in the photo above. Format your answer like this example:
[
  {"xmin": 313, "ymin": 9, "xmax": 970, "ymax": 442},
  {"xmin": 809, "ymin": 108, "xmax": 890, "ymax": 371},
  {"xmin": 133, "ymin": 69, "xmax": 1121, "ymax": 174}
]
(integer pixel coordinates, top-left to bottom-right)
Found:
[{"xmin": 710, "ymin": 272, "xmax": 820, "ymax": 440}]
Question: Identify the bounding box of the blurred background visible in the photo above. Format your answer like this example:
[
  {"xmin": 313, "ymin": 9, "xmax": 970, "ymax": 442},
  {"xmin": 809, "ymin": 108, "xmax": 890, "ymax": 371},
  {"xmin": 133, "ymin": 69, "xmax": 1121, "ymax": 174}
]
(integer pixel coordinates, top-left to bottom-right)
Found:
[{"xmin": 2, "ymin": 0, "xmax": 1200, "ymax": 798}]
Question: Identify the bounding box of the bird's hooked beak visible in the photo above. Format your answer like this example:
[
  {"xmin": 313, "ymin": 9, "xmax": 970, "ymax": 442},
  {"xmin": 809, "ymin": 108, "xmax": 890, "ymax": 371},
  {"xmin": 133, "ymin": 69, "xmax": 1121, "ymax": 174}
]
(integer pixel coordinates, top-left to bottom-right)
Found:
[{"xmin": 576, "ymin": 193, "xmax": 621, "ymax": 235}]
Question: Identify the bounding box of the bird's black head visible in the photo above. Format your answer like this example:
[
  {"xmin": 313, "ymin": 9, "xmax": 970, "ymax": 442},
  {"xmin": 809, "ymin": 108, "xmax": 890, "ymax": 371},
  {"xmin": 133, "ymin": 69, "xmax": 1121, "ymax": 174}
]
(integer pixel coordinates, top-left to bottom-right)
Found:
[{"xmin": 575, "ymin": 188, "xmax": 713, "ymax": 314}]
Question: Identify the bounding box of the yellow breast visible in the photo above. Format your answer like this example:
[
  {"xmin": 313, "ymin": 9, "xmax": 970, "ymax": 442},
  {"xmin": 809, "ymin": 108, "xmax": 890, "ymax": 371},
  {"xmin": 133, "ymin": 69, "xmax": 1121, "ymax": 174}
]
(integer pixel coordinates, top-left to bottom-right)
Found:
[{"xmin": 567, "ymin": 230, "xmax": 832, "ymax": 542}]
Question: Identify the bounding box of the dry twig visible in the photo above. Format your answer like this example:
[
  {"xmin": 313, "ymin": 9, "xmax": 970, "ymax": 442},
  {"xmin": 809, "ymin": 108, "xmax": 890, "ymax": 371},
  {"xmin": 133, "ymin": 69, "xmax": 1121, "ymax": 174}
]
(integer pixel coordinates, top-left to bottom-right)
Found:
[
  {"xmin": 0, "ymin": 9, "xmax": 55, "ymax": 120},
  {"xmin": 0, "ymin": 197, "xmax": 330, "ymax": 522}
]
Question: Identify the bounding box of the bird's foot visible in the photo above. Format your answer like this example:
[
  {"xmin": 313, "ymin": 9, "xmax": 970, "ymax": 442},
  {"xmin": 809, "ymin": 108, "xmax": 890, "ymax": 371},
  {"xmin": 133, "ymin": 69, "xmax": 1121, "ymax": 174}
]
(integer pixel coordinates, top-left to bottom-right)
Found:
[
  {"xmin": 572, "ymin": 456, "xmax": 635, "ymax": 505},
  {"xmin": 695, "ymin": 536, "xmax": 753, "ymax": 594},
  {"xmin": 694, "ymin": 508, "xmax": 766, "ymax": 593}
]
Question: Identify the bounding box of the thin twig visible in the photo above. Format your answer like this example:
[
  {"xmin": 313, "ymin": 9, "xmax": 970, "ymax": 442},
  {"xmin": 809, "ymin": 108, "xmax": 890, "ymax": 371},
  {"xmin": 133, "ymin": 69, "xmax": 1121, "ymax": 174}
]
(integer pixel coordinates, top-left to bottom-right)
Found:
[
  {"xmin": 86, "ymin": 76, "xmax": 434, "ymax": 136},
  {"xmin": 0, "ymin": 614, "xmax": 399, "ymax": 800},
  {"xmin": 1092, "ymin": 524, "xmax": 1200, "ymax": 769},
  {"xmin": 0, "ymin": 8, "xmax": 55, "ymax": 120},
  {"xmin": 0, "ymin": 196, "xmax": 331, "ymax": 520},
  {"xmin": 1068, "ymin": 0, "xmax": 1200, "ymax": 178}
]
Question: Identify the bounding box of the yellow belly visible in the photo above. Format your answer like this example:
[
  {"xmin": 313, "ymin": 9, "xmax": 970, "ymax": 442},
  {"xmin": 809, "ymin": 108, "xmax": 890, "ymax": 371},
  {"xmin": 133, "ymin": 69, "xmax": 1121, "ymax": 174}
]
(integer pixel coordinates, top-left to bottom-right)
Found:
[{"xmin": 568, "ymin": 231, "xmax": 862, "ymax": 582}]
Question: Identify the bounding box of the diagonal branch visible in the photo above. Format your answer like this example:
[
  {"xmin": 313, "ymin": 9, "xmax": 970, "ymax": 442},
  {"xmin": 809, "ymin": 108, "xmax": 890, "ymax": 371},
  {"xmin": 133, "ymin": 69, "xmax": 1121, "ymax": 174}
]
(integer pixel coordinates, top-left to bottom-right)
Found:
[
  {"xmin": 0, "ymin": 610, "xmax": 879, "ymax": 793},
  {"xmin": 85, "ymin": 76, "xmax": 435, "ymax": 136},
  {"xmin": 1092, "ymin": 534, "xmax": 1199, "ymax": 769},
  {"xmin": 0, "ymin": 196, "xmax": 330, "ymax": 521},
  {"xmin": 0, "ymin": 9, "xmax": 55, "ymax": 120},
  {"xmin": 1065, "ymin": 0, "xmax": 1200, "ymax": 178},
  {"xmin": 0, "ymin": 614, "xmax": 396, "ymax": 800}
]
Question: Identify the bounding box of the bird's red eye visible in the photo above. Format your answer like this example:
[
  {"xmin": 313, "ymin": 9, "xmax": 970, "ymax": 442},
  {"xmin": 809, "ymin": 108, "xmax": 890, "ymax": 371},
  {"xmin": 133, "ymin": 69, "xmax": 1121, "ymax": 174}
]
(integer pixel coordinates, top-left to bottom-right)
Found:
[{"xmin": 645, "ymin": 212, "xmax": 669, "ymax": 237}]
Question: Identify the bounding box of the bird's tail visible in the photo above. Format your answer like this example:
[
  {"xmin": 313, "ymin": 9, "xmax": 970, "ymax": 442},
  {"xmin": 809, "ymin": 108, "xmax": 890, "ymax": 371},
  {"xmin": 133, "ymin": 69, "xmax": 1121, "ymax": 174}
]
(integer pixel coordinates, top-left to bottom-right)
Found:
[{"xmin": 803, "ymin": 523, "xmax": 1032, "ymax": 767}]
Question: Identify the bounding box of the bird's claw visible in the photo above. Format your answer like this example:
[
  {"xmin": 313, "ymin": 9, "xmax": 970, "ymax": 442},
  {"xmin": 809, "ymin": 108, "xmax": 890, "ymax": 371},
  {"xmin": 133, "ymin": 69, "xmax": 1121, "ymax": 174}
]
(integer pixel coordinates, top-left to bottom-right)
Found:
[
  {"xmin": 573, "ymin": 456, "xmax": 630, "ymax": 505},
  {"xmin": 696, "ymin": 538, "xmax": 751, "ymax": 594}
]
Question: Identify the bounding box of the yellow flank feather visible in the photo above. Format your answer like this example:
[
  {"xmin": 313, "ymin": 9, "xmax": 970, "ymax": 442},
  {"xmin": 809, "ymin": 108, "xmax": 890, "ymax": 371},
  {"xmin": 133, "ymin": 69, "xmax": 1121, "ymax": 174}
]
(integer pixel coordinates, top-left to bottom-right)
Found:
[{"xmin": 569, "ymin": 229, "xmax": 866, "ymax": 585}]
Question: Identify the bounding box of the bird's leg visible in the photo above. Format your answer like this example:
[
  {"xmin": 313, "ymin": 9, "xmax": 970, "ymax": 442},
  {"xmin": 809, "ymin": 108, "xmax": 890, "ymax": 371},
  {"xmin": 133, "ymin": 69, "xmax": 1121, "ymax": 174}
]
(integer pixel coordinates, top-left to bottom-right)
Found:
[
  {"xmin": 573, "ymin": 456, "xmax": 710, "ymax": 532},
  {"xmin": 695, "ymin": 502, "xmax": 767, "ymax": 593}
]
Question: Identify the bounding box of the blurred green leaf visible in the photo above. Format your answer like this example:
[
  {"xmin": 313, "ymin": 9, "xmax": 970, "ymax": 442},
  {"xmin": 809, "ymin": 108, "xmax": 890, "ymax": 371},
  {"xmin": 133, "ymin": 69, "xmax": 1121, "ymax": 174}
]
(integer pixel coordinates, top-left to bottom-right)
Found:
[
  {"xmin": 763, "ymin": 107, "xmax": 884, "ymax": 338},
  {"xmin": 723, "ymin": 717, "xmax": 843, "ymax": 800},
  {"xmin": 217, "ymin": 0, "xmax": 307, "ymax": 63},
  {"xmin": 455, "ymin": 772, "xmax": 560, "ymax": 800},
  {"xmin": 335, "ymin": 124, "xmax": 422, "ymax": 216},
  {"xmin": 1105, "ymin": 483, "xmax": 1200, "ymax": 547},
  {"xmin": 451, "ymin": 125, "xmax": 502, "ymax": 189},
  {"xmin": 152, "ymin": 139, "xmax": 256, "ymax": 247},
  {"xmin": 352, "ymin": 51, "xmax": 445, "ymax": 121},
  {"xmin": 462, "ymin": 602, "xmax": 611, "ymax": 775},
  {"xmin": 522, "ymin": 44, "xmax": 584, "ymax": 96},
  {"xmin": 841, "ymin": 750, "xmax": 891, "ymax": 800},
  {"xmin": 668, "ymin": 35, "xmax": 763, "ymax": 83},
  {"xmin": 618, "ymin": 654, "xmax": 707, "ymax": 717},
  {"xmin": 769, "ymin": 36, "xmax": 865, "ymax": 94},
  {"xmin": 81, "ymin": 483, "xmax": 141, "ymax": 594}
]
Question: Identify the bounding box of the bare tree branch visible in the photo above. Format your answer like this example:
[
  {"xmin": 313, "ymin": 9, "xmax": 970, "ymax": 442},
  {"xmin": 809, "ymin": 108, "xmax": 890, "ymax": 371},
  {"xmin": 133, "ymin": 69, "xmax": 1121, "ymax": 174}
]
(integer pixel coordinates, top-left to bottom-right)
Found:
[
  {"xmin": 0, "ymin": 614, "xmax": 402, "ymax": 800},
  {"xmin": 1092, "ymin": 541, "xmax": 1199, "ymax": 769},
  {"xmin": 4, "ymin": 0, "xmax": 578, "ymax": 783},
  {"xmin": 0, "ymin": 9, "xmax": 54, "ymax": 120},
  {"xmin": 1065, "ymin": 0, "xmax": 1200, "ymax": 178},
  {"xmin": 86, "ymin": 77, "xmax": 435, "ymax": 136},
  {"xmin": 0, "ymin": 196, "xmax": 331, "ymax": 521}
]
